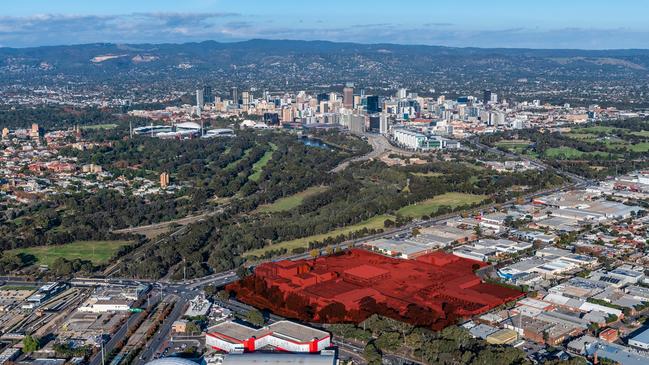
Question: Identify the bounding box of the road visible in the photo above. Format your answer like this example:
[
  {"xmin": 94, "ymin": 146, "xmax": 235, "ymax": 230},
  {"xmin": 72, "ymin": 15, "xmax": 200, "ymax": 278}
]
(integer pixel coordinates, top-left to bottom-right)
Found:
[
  {"xmin": 330, "ymin": 133, "xmax": 413, "ymax": 173},
  {"xmin": 471, "ymin": 138, "xmax": 591, "ymax": 186},
  {"xmin": 135, "ymin": 295, "xmax": 188, "ymax": 364},
  {"xmin": 111, "ymin": 210, "xmax": 221, "ymax": 236},
  {"xmin": 88, "ymin": 294, "xmax": 161, "ymax": 365}
]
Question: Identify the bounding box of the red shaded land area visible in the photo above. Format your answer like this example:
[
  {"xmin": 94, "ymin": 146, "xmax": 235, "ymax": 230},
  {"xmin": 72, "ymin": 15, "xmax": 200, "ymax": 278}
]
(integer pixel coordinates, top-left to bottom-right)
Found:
[{"xmin": 229, "ymin": 249, "xmax": 523, "ymax": 330}]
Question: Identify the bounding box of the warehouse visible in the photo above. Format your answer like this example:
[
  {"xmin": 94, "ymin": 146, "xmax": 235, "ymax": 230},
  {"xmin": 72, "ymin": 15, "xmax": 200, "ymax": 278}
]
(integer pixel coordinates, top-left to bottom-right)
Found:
[
  {"xmin": 628, "ymin": 327, "xmax": 649, "ymax": 350},
  {"xmin": 206, "ymin": 320, "xmax": 331, "ymax": 353}
]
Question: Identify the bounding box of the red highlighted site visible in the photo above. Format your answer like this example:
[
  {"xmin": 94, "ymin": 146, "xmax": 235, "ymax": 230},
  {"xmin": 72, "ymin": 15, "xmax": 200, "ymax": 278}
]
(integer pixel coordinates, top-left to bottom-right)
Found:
[{"xmin": 229, "ymin": 249, "xmax": 523, "ymax": 330}]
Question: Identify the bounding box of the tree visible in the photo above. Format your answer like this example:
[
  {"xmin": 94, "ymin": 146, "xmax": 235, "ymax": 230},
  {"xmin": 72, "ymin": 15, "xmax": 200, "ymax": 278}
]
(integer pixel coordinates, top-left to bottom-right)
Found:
[
  {"xmin": 23, "ymin": 335, "xmax": 40, "ymax": 353},
  {"xmin": 236, "ymin": 266, "xmax": 250, "ymax": 278},
  {"xmin": 185, "ymin": 321, "xmax": 201, "ymax": 334},
  {"xmin": 474, "ymin": 224, "xmax": 483, "ymax": 238},
  {"xmin": 244, "ymin": 309, "xmax": 264, "ymax": 327},
  {"xmin": 309, "ymin": 249, "xmax": 319, "ymax": 259},
  {"xmin": 363, "ymin": 342, "xmax": 382, "ymax": 365},
  {"xmin": 411, "ymin": 227, "xmax": 421, "ymax": 237},
  {"xmin": 216, "ymin": 290, "xmax": 230, "ymax": 302}
]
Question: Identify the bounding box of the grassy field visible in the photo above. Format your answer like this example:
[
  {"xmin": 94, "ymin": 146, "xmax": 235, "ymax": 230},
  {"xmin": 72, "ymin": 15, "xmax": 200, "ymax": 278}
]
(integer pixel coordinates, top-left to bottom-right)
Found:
[
  {"xmin": 396, "ymin": 192, "xmax": 487, "ymax": 218},
  {"xmin": 244, "ymin": 215, "xmax": 392, "ymax": 258},
  {"xmin": 257, "ymin": 186, "xmax": 329, "ymax": 213},
  {"xmin": 628, "ymin": 142, "xmax": 649, "ymax": 152},
  {"xmin": 249, "ymin": 143, "xmax": 278, "ymax": 181},
  {"xmin": 578, "ymin": 126, "xmax": 617, "ymax": 134},
  {"xmin": 80, "ymin": 124, "xmax": 118, "ymax": 130},
  {"xmin": 410, "ymin": 172, "xmax": 444, "ymax": 177},
  {"xmin": 630, "ymin": 131, "xmax": 649, "ymax": 138},
  {"xmin": 545, "ymin": 147, "xmax": 612, "ymax": 159},
  {"xmin": 565, "ymin": 132, "xmax": 598, "ymax": 141},
  {"xmin": 6, "ymin": 240, "xmax": 131, "ymax": 266},
  {"xmin": 544, "ymin": 147, "xmax": 585, "ymax": 159},
  {"xmin": 224, "ymin": 148, "xmax": 253, "ymax": 170},
  {"xmin": 495, "ymin": 140, "xmax": 531, "ymax": 153}
]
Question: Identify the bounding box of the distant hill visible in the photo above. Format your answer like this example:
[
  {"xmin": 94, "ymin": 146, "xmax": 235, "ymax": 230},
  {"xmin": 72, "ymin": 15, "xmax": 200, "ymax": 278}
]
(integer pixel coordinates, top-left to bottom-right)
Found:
[{"xmin": 2, "ymin": 39, "xmax": 648, "ymax": 104}]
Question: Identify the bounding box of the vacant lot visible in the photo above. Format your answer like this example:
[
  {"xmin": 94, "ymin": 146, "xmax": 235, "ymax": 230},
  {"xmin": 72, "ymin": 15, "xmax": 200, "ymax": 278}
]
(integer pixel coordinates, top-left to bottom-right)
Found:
[
  {"xmin": 396, "ymin": 192, "xmax": 487, "ymax": 218},
  {"xmin": 7, "ymin": 240, "xmax": 131, "ymax": 266},
  {"xmin": 257, "ymin": 186, "xmax": 329, "ymax": 213},
  {"xmin": 244, "ymin": 215, "xmax": 392, "ymax": 258}
]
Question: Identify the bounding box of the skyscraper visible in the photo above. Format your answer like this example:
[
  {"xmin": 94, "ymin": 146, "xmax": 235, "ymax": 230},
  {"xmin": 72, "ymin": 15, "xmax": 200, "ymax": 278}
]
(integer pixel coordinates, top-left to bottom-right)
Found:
[
  {"xmin": 343, "ymin": 83, "xmax": 354, "ymax": 109},
  {"xmin": 231, "ymin": 87, "xmax": 239, "ymax": 107},
  {"xmin": 366, "ymin": 95, "xmax": 380, "ymax": 114},
  {"xmin": 196, "ymin": 89, "xmax": 204, "ymax": 110},
  {"xmin": 483, "ymin": 89, "xmax": 492, "ymax": 104},
  {"xmin": 241, "ymin": 91, "xmax": 251, "ymax": 106},
  {"xmin": 317, "ymin": 93, "xmax": 330, "ymax": 103},
  {"xmin": 203, "ymin": 85, "xmax": 213, "ymax": 103}
]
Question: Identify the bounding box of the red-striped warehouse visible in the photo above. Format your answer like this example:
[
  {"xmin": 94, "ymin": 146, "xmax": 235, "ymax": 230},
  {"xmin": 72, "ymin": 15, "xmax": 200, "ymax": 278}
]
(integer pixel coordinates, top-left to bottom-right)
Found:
[{"xmin": 206, "ymin": 320, "xmax": 331, "ymax": 353}]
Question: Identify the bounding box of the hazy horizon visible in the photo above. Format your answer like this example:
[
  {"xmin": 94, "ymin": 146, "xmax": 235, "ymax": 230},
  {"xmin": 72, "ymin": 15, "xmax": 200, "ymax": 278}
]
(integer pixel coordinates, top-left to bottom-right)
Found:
[{"xmin": 2, "ymin": 0, "xmax": 649, "ymax": 49}]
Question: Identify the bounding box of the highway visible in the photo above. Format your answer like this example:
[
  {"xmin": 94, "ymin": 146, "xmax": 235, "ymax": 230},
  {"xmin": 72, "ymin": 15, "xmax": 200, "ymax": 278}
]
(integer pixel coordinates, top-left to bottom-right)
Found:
[{"xmin": 330, "ymin": 133, "xmax": 413, "ymax": 173}]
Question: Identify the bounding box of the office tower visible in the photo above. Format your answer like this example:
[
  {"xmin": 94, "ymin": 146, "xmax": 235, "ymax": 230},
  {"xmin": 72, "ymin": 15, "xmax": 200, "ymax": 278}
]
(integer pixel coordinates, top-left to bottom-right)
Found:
[
  {"xmin": 160, "ymin": 172, "xmax": 170, "ymax": 189},
  {"xmin": 349, "ymin": 114, "xmax": 365, "ymax": 133},
  {"xmin": 483, "ymin": 90, "xmax": 492, "ymax": 104},
  {"xmin": 2, "ymin": 127, "xmax": 9, "ymax": 139},
  {"xmin": 379, "ymin": 113, "xmax": 389, "ymax": 134},
  {"xmin": 317, "ymin": 93, "xmax": 330, "ymax": 103},
  {"xmin": 231, "ymin": 87, "xmax": 239, "ymax": 106},
  {"xmin": 369, "ymin": 115, "xmax": 380, "ymax": 132},
  {"xmin": 263, "ymin": 113, "xmax": 280, "ymax": 126},
  {"xmin": 343, "ymin": 83, "xmax": 354, "ymax": 109},
  {"xmin": 490, "ymin": 93, "xmax": 498, "ymax": 103},
  {"xmin": 397, "ymin": 88, "xmax": 407, "ymax": 99},
  {"xmin": 196, "ymin": 89, "xmax": 204, "ymax": 110},
  {"xmin": 366, "ymin": 95, "xmax": 380, "ymax": 114},
  {"xmin": 203, "ymin": 85, "xmax": 212, "ymax": 103},
  {"xmin": 241, "ymin": 91, "xmax": 251, "ymax": 106}
]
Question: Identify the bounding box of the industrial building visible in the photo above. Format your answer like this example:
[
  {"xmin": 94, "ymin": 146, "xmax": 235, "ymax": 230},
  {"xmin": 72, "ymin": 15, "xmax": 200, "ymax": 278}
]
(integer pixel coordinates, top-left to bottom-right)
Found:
[
  {"xmin": 628, "ymin": 327, "xmax": 649, "ymax": 350},
  {"xmin": 206, "ymin": 320, "xmax": 330, "ymax": 353},
  {"xmin": 217, "ymin": 352, "xmax": 337, "ymax": 365}
]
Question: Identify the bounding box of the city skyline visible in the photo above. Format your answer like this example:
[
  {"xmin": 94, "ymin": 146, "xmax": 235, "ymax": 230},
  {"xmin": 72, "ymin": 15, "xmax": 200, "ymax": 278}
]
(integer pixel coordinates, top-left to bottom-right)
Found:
[{"xmin": 2, "ymin": 0, "xmax": 649, "ymax": 49}]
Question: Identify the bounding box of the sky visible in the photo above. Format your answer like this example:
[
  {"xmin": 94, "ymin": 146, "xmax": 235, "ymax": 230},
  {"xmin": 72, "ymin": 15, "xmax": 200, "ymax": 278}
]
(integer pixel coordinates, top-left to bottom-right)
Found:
[{"xmin": 2, "ymin": 0, "xmax": 649, "ymax": 49}]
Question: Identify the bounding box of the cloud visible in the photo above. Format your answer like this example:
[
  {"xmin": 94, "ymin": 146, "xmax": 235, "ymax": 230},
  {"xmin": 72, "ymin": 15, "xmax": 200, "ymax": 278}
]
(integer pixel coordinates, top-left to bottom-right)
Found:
[
  {"xmin": 0, "ymin": 12, "xmax": 242, "ymax": 46},
  {"xmin": 0, "ymin": 12, "xmax": 648, "ymax": 49}
]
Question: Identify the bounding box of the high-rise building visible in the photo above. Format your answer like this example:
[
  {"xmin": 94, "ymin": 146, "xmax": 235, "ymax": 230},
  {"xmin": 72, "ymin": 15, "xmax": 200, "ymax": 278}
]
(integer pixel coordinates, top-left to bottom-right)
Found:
[
  {"xmin": 343, "ymin": 83, "xmax": 354, "ymax": 109},
  {"xmin": 349, "ymin": 114, "xmax": 365, "ymax": 133},
  {"xmin": 366, "ymin": 95, "xmax": 380, "ymax": 114},
  {"xmin": 1, "ymin": 127, "xmax": 9, "ymax": 139},
  {"xmin": 241, "ymin": 91, "xmax": 251, "ymax": 106},
  {"xmin": 397, "ymin": 88, "xmax": 407, "ymax": 99},
  {"xmin": 231, "ymin": 87, "xmax": 239, "ymax": 107},
  {"xmin": 160, "ymin": 172, "xmax": 170, "ymax": 189},
  {"xmin": 369, "ymin": 114, "xmax": 380, "ymax": 132},
  {"xmin": 30, "ymin": 123, "xmax": 40, "ymax": 139},
  {"xmin": 196, "ymin": 89, "xmax": 204, "ymax": 110},
  {"xmin": 317, "ymin": 93, "xmax": 330, "ymax": 103},
  {"xmin": 203, "ymin": 85, "xmax": 213, "ymax": 103},
  {"xmin": 379, "ymin": 113, "xmax": 389, "ymax": 134},
  {"xmin": 483, "ymin": 89, "xmax": 492, "ymax": 104}
]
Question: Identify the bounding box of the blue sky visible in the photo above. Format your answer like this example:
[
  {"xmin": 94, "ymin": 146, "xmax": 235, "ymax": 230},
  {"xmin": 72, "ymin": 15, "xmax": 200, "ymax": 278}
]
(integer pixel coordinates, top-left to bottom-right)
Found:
[{"xmin": 2, "ymin": 0, "xmax": 649, "ymax": 49}]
